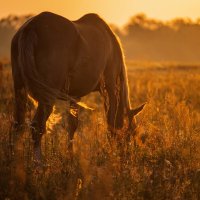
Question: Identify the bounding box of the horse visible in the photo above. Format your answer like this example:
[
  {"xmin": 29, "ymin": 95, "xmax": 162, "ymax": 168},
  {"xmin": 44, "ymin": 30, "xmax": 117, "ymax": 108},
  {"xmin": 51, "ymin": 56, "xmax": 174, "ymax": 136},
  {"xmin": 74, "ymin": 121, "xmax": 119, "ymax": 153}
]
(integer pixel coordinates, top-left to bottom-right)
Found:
[{"xmin": 11, "ymin": 12, "xmax": 145, "ymax": 161}]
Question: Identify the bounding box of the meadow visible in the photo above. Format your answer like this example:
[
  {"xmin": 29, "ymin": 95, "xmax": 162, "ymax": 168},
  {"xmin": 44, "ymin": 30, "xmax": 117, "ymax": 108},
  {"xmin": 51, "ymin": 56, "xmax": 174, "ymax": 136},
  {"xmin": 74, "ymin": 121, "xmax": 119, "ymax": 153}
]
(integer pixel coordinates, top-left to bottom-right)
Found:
[{"xmin": 0, "ymin": 61, "xmax": 200, "ymax": 200}]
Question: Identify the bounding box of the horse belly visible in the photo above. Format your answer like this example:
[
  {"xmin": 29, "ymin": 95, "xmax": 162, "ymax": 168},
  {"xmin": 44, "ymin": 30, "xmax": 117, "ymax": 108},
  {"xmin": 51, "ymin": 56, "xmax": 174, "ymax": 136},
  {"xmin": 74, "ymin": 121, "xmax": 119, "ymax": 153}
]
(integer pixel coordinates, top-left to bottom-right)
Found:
[
  {"xmin": 68, "ymin": 63, "xmax": 104, "ymax": 97},
  {"xmin": 67, "ymin": 38, "xmax": 108, "ymax": 97}
]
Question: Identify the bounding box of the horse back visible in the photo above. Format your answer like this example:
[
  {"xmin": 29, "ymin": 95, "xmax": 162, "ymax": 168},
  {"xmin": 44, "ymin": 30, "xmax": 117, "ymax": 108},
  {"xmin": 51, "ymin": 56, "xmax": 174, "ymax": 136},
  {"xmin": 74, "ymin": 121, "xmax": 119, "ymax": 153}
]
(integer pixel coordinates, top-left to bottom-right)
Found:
[{"xmin": 12, "ymin": 12, "xmax": 122, "ymax": 102}]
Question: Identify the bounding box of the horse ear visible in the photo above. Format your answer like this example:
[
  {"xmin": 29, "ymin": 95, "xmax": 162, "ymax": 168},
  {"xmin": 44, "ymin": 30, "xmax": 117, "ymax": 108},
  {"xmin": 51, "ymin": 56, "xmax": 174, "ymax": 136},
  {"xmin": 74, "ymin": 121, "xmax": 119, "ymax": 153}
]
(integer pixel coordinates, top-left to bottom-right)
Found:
[{"xmin": 129, "ymin": 103, "xmax": 146, "ymax": 119}]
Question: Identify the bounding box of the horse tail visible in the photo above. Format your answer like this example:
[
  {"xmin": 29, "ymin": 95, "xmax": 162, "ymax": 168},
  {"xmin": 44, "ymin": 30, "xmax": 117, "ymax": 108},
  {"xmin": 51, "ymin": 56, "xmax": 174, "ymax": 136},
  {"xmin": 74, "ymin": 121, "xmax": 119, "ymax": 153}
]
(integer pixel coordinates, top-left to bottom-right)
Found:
[
  {"xmin": 18, "ymin": 28, "xmax": 60, "ymax": 105},
  {"xmin": 17, "ymin": 27, "xmax": 93, "ymax": 110}
]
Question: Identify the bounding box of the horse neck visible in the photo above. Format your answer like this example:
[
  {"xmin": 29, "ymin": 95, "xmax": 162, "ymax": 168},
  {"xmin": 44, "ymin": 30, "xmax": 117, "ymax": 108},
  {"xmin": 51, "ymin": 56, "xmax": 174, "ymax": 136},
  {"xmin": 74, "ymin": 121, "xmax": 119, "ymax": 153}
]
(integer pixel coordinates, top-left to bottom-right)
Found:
[{"xmin": 120, "ymin": 61, "xmax": 132, "ymax": 114}]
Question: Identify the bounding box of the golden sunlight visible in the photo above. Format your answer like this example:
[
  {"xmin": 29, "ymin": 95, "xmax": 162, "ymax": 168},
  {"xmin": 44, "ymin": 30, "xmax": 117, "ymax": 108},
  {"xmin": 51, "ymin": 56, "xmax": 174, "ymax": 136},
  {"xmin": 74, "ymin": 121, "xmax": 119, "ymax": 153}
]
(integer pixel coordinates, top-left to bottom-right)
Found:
[
  {"xmin": 1, "ymin": 0, "xmax": 200, "ymax": 26},
  {"xmin": 1, "ymin": 1, "xmax": 200, "ymax": 199}
]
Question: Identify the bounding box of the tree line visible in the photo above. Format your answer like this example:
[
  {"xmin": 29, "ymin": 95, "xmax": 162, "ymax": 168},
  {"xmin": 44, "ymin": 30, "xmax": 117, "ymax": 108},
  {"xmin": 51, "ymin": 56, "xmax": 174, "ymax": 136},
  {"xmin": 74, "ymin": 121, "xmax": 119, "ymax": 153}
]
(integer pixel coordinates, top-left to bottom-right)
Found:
[{"xmin": 1, "ymin": 13, "xmax": 200, "ymax": 63}]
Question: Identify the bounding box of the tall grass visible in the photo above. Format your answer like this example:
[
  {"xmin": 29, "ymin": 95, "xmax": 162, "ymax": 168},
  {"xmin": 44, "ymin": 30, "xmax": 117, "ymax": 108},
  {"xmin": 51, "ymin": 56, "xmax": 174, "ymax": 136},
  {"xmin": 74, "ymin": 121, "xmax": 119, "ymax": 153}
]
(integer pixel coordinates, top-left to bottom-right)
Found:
[{"xmin": 0, "ymin": 62, "xmax": 200, "ymax": 199}]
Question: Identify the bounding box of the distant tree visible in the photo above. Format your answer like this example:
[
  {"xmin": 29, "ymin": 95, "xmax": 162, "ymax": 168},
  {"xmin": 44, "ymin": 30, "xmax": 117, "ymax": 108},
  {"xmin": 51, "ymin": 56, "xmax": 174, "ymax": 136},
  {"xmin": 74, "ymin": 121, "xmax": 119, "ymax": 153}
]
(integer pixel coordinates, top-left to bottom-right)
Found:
[
  {"xmin": 124, "ymin": 13, "xmax": 164, "ymax": 36},
  {"xmin": 169, "ymin": 18, "xmax": 193, "ymax": 30},
  {"xmin": 0, "ymin": 14, "xmax": 32, "ymax": 59}
]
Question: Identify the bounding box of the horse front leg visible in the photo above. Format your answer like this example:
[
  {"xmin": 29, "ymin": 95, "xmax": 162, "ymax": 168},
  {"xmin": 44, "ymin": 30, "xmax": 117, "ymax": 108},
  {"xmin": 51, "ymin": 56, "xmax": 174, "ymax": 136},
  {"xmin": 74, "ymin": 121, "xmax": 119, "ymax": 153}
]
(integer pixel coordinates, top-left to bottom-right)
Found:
[{"xmin": 31, "ymin": 103, "xmax": 53, "ymax": 164}]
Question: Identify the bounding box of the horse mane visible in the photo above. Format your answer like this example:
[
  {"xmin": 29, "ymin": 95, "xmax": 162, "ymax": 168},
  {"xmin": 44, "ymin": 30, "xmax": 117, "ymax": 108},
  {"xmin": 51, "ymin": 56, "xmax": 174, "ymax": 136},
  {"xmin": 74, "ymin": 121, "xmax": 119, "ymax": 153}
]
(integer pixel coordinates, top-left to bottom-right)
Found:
[{"xmin": 111, "ymin": 31, "xmax": 132, "ymax": 110}]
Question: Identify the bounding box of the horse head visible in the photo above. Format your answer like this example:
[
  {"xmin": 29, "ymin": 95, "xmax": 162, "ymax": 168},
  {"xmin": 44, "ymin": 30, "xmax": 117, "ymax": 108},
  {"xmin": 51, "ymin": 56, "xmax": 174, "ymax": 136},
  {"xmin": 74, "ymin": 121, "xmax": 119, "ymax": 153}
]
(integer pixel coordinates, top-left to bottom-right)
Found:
[{"xmin": 127, "ymin": 103, "xmax": 146, "ymax": 133}]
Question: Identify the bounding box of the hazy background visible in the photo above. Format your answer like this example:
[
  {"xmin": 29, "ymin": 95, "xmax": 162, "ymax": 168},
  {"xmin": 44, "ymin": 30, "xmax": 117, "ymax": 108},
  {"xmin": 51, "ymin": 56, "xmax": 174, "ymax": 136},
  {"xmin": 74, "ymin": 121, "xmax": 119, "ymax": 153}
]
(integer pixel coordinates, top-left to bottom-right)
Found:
[
  {"xmin": 1, "ymin": 0, "xmax": 200, "ymax": 26},
  {"xmin": 1, "ymin": 0, "xmax": 200, "ymax": 63}
]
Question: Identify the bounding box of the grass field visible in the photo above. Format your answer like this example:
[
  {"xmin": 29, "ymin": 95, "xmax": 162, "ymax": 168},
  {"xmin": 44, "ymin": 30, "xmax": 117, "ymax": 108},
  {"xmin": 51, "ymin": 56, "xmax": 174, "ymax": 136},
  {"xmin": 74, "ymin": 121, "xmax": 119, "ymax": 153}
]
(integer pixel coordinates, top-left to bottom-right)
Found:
[{"xmin": 0, "ymin": 61, "xmax": 200, "ymax": 200}]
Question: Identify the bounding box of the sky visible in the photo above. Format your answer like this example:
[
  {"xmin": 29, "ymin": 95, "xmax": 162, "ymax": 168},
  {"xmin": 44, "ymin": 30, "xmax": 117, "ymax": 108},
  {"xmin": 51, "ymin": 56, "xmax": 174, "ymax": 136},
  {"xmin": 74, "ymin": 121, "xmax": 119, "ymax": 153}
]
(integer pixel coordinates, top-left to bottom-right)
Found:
[{"xmin": 1, "ymin": 0, "xmax": 200, "ymax": 26}]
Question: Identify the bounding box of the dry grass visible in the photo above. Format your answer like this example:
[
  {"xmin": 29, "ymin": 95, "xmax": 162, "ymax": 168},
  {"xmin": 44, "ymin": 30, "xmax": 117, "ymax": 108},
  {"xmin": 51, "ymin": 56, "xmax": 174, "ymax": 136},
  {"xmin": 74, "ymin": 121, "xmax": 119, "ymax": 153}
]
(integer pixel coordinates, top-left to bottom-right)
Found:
[{"xmin": 0, "ymin": 62, "xmax": 200, "ymax": 200}]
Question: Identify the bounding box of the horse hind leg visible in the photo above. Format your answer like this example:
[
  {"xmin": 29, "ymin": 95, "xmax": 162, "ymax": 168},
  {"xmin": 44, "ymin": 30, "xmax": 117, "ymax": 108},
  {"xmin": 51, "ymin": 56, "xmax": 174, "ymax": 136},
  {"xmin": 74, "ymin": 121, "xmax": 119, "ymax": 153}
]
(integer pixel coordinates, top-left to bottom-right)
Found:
[
  {"xmin": 67, "ymin": 100, "xmax": 79, "ymax": 153},
  {"xmin": 10, "ymin": 78, "xmax": 27, "ymax": 160},
  {"xmin": 31, "ymin": 103, "xmax": 53, "ymax": 163},
  {"xmin": 13, "ymin": 85, "xmax": 27, "ymax": 131},
  {"xmin": 11, "ymin": 45, "xmax": 27, "ymax": 131}
]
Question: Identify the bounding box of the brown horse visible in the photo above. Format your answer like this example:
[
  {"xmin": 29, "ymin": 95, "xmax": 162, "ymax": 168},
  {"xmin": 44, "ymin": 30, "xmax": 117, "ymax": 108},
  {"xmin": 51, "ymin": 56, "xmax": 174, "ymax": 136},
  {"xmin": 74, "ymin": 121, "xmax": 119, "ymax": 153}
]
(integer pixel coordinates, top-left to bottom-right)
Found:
[{"xmin": 11, "ymin": 12, "xmax": 145, "ymax": 161}]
